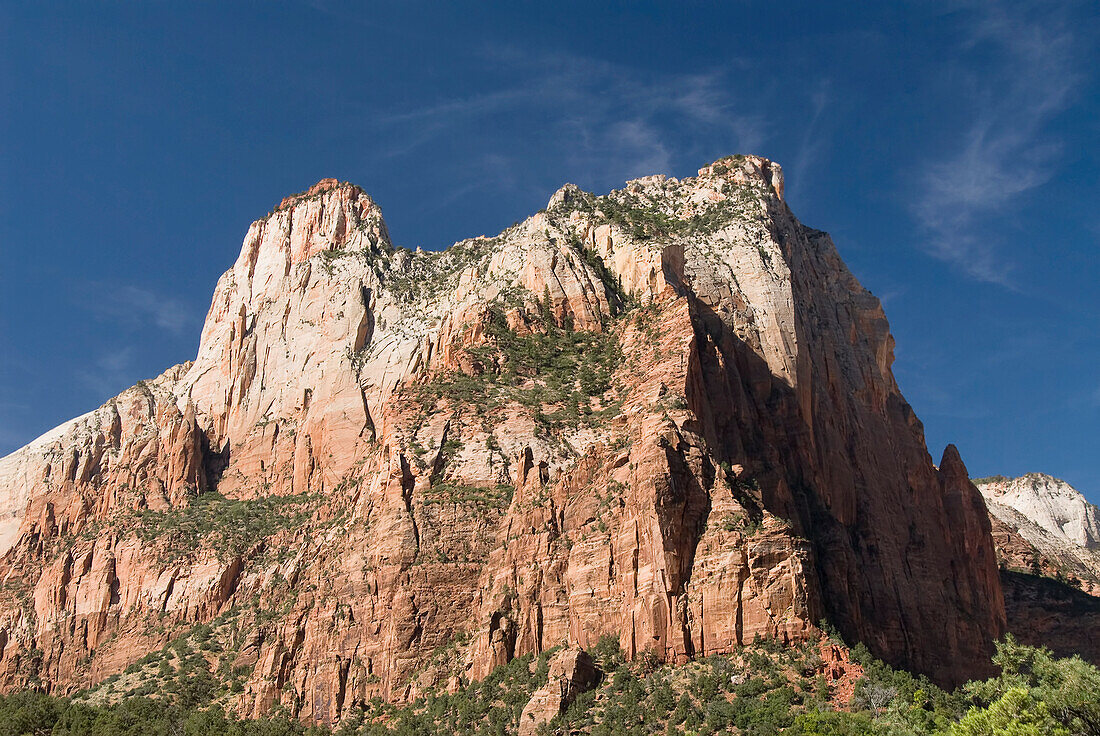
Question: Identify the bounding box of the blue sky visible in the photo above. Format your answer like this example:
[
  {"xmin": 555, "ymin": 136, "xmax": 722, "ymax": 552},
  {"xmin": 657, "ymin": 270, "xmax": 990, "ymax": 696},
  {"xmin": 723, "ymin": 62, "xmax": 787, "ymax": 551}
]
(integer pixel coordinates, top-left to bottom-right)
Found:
[{"xmin": 1, "ymin": 2, "xmax": 1098, "ymax": 501}]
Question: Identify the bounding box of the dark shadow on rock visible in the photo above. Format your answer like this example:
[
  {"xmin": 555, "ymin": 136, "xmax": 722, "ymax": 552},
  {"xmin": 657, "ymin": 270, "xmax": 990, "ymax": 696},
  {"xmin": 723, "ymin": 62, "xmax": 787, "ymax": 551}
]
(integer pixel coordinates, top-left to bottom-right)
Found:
[{"xmin": 1002, "ymin": 570, "xmax": 1100, "ymax": 665}]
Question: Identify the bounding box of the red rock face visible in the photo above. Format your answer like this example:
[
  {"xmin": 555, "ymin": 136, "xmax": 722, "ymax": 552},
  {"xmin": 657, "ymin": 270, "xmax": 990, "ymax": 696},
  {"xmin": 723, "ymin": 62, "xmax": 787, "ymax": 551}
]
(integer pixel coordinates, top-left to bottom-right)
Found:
[
  {"xmin": 819, "ymin": 642, "xmax": 864, "ymax": 708},
  {"xmin": 0, "ymin": 155, "xmax": 1006, "ymax": 720}
]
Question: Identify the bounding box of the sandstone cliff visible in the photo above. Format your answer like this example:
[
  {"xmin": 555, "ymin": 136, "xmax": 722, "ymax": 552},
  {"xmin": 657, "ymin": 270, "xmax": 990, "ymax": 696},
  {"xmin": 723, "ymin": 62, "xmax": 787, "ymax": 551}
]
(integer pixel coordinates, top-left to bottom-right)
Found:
[{"xmin": 0, "ymin": 159, "xmax": 1005, "ymax": 721}]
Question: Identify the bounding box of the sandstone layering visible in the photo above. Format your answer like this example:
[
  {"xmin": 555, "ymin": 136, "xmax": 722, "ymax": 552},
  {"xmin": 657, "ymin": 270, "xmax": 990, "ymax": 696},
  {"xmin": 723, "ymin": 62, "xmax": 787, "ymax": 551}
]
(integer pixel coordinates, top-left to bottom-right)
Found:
[{"xmin": 0, "ymin": 158, "xmax": 1007, "ymax": 722}]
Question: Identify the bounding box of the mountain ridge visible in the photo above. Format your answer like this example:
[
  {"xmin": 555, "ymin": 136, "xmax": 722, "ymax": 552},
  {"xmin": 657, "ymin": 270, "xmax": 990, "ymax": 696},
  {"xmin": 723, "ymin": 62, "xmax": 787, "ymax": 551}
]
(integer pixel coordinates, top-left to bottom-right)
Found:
[{"xmin": 0, "ymin": 155, "xmax": 1008, "ymax": 721}]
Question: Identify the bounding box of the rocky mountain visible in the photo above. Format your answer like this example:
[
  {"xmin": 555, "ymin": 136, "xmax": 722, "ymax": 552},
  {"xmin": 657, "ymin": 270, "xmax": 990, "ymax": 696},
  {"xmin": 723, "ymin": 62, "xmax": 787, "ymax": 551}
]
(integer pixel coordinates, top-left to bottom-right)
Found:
[
  {"xmin": 971, "ymin": 474, "xmax": 1100, "ymax": 664},
  {"xmin": 974, "ymin": 474, "xmax": 1100, "ymax": 594},
  {"xmin": 0, "ymin": 156, "xmax": 1007, "ymax": 722},
  {"xmin": 976, "ymin": 473, "xmax": 1100, "ymax": 549}
]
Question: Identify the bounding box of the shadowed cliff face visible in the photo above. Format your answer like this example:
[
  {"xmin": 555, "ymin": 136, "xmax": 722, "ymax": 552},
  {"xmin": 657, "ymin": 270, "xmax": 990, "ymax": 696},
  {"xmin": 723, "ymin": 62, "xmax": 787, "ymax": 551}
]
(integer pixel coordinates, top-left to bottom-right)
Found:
[
  {"xmin": 0, "ymin": 157, "xmax": 1004, "ymax": 720},
  {"xmin": 999, "ymin": 571, "xmax": 1100, "ymax": 665}
]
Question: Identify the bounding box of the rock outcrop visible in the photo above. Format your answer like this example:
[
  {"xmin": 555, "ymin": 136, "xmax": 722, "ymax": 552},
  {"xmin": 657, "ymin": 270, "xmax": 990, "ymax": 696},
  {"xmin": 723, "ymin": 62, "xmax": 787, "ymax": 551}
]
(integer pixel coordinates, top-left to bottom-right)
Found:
[
  {"xmin": 818, "ymin": 641, "xmax": 864, "ymax": 708},
  {"xmin": 999, "ymin": 571, "xmax": 1100, "ymax": 665},
  {"xmin": 518, "ymin": 649, "xmax": 598, "ymax": 736},
  {"xmin": 0, "ymin": 156, "xmax": 1006, "ymax": 722}
]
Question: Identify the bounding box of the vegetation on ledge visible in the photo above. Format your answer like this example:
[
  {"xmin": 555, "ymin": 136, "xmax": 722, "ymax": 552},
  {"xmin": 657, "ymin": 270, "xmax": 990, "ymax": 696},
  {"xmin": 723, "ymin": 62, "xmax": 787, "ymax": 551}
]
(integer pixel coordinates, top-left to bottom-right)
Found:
[
  {"xmin": 410, "ymin": 289, "xmax": 623, "ymax": 436},
  {"xmin": 129, "ymin": 492, "xmax": 319, "ymax": 562}
]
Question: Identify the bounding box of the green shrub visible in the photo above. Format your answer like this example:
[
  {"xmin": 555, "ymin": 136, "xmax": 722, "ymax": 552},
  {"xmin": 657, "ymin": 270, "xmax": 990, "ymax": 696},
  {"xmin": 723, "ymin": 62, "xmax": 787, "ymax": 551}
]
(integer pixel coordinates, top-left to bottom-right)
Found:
[
  {"xmin": 415, "ymin": 293, "xmax": 622, "ymax": 437},
  {"xmin": 132, "ymin": 491, "xmax": 317, "ymax": 561}
]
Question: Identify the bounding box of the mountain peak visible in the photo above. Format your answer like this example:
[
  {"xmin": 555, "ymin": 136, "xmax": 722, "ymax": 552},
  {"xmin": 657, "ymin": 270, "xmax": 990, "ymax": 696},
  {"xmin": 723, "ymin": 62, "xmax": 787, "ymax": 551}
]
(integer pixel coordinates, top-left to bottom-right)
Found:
[
  {"xmin": 0, "ymin": 155, "xmax": 1010, "ymax": 711},
  {"xmin": 697, "ymin": 154, "xmax": 784, "ymax": 200},
  {"xmin": 243, "ymin": 178, "xmax": 391, "ymax": 269},
  {"xmin": 274, "ymin": 178, "xmax": 363, "ymax": 212},
  {"xmin": 975, "ymin": 473, "xmax": 1100, "ymax": 550}
]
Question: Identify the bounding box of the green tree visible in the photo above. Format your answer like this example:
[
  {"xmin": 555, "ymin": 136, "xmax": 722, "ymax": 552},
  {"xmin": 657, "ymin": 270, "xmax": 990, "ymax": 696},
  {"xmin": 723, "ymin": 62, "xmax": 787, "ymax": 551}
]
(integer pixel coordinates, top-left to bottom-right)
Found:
[
  {"xmin": 964, "ymin": 636, "xmax": 1100, "ymax": 736},
  {"xmin": 946, "ymin": 687, "xmax": 1069, "ymax": 736},
  {"xmin": 787, "ymin": 710, "xmax": 883, "ymax": 735}
]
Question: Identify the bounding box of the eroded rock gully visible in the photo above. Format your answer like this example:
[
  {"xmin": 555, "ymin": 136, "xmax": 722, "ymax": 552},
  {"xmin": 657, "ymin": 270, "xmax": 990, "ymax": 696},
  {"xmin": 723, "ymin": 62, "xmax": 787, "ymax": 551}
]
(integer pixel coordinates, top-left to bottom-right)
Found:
[{"xmin": 0, "ymin": 158, "xmax": 1008, "ymax": 722}]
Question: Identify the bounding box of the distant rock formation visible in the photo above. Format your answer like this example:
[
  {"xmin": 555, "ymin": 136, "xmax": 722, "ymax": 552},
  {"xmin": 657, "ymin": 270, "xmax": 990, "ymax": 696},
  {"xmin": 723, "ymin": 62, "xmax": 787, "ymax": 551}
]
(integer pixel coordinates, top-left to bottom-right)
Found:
[
  {"xmin": 977, "ymin": 473, "xmax": 1100, "ymax": 549},
  {"xmin": 975, "ymin": 474, "xmax": 1100, "ymax": 594},
  {"xmin": 973, "ymin": 474, "xmax": 1100, "ymax": 663}
]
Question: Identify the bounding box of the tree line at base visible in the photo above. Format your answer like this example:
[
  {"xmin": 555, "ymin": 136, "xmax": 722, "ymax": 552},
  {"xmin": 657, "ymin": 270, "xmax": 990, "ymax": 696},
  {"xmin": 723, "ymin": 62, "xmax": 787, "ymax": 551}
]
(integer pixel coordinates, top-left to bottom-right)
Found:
[{"xmin": 0, "ymin": 635, "xmax": 1096, "ymax": 736}]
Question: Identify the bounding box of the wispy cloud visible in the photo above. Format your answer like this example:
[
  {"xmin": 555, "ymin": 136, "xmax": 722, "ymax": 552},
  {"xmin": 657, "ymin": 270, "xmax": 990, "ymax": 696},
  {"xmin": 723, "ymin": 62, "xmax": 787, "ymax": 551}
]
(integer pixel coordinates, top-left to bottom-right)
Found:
[
  {"xmin": 787, "ymin": 80, "xmax": 832, "ymax": 203},
  {"xmin": 370, "ymin": 50, "xmax": 768, "ymax": 187},
  {"xmin": 75, "ymin": 347, "xmax": 135, "ymax": 398},
  {"xmin": 913, "ymin": 2, "xmax": 1083, "ymax": 285},
  {"xmin": 87, "ymin": 285, "xmax": 196, "ymax": 334}
]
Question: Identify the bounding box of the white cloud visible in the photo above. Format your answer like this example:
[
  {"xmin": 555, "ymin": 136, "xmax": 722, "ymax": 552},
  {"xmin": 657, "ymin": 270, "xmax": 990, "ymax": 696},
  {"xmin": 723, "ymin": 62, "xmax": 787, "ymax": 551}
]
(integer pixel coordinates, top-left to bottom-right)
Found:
[
  {"xmin": 913, "ymin": 2, "xmax": 1082, "ymax": 285},
  {"xmin": 371, "ymin": 50, "xmax": 768, "ymax": 187}
]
